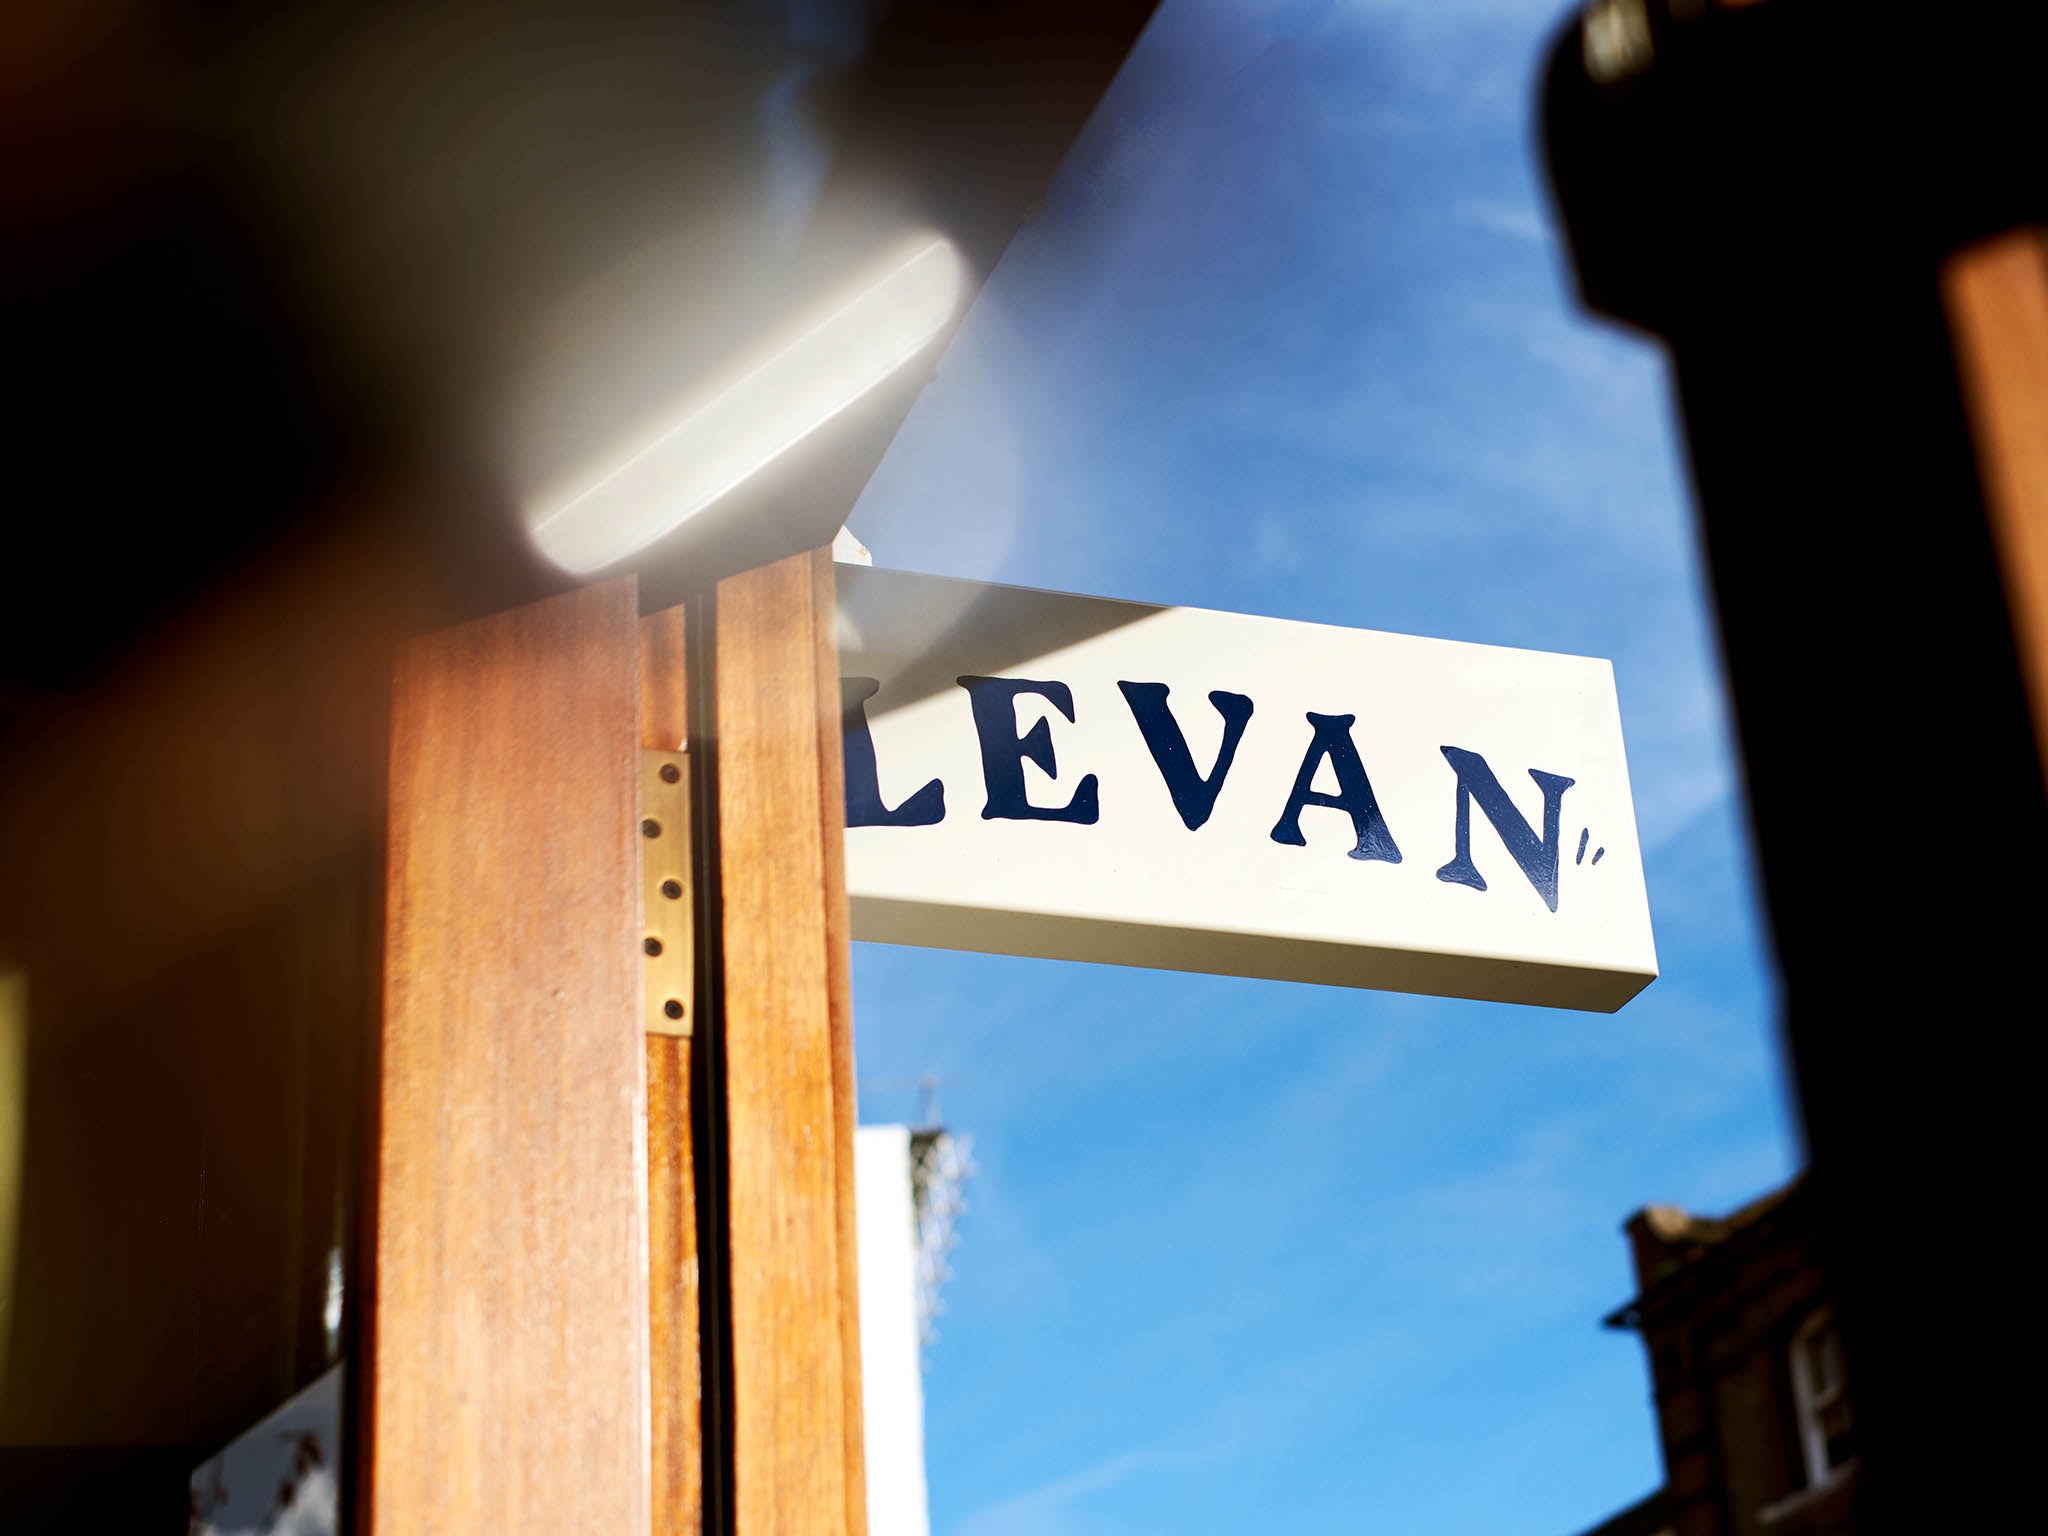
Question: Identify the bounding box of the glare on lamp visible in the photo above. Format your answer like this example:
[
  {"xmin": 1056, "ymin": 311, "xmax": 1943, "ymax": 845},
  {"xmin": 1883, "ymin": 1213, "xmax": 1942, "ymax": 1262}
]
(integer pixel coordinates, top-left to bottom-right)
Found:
[{"xmin": 526, "ymin": 233, "xmax": 966, "ymax": 575}]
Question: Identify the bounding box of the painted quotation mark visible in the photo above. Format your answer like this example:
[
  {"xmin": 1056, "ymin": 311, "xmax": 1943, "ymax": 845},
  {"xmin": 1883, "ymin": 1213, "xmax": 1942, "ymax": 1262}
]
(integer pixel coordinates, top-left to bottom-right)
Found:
[{"xmin": 1575, "ymin": 828, "xmax": 1604, "ymax": 867}]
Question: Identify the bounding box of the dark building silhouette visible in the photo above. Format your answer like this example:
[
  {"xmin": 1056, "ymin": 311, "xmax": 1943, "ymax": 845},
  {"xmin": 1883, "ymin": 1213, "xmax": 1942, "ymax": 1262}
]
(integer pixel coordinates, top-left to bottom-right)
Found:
[{"xmin": 1579, "ymin": 1177, "xmax": 1857, "ymax": 1536}]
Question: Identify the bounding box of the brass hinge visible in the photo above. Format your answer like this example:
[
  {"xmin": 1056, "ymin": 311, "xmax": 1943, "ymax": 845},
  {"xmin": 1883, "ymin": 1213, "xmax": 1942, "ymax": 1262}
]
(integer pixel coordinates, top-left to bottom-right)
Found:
[{"xmin": 640, "ymin": 749, "xmax": 693, "ymax": 1037}]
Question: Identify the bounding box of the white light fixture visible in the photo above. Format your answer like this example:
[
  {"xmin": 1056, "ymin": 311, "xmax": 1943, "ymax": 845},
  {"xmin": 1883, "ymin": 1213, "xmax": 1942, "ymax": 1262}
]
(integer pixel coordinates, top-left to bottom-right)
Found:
[{"xmin": 526, "ymin": 233, "xmax": 966, "ymax": 575}]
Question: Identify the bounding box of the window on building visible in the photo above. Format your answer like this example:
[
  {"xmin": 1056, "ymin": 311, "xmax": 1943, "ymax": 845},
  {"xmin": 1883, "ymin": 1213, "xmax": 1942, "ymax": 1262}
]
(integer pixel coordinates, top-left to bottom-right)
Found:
[{"xmin": 1790, "ymin": 1310, "xmax": 1855, "ymax": 1485}]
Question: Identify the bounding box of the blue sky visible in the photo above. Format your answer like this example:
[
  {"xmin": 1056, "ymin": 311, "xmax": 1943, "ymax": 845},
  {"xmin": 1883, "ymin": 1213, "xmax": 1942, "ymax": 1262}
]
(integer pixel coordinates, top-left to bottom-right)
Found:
[{"xmin": 845, "ymin": 3, "xmax": 1796, "ymax": 1532}]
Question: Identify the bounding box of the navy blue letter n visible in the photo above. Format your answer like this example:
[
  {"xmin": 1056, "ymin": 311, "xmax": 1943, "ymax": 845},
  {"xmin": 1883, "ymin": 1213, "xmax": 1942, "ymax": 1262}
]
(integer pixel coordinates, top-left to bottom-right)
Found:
[{"xmin": 1434, "ymin": 745, "xmax": 1574, "ymax": 912}]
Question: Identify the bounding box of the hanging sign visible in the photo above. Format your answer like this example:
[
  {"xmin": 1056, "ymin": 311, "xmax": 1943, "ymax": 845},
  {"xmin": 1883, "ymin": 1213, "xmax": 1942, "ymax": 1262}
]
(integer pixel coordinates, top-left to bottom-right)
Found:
[{"xmin": 835, "ymin": 566, "xmax": 1657, "ymax": 1011}]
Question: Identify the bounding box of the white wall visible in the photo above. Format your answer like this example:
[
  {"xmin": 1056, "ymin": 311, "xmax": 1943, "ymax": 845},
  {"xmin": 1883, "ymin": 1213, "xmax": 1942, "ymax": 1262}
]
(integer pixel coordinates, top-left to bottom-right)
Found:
[{"xmin": 856, "ymin": 1125, "xmax": 931, "ymax": 1536}]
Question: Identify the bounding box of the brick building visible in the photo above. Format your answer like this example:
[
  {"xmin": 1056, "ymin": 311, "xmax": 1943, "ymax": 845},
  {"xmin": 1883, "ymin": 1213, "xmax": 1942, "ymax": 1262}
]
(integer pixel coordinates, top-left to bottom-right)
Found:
[{"xmin": 1577, "ymin": 1177, "xmax": 1858, "ymax": 1536}]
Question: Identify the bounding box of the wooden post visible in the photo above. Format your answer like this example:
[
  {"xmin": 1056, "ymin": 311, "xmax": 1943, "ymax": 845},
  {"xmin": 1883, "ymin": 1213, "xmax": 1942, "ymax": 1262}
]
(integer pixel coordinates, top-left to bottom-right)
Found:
[
  {"xmin": 370, "ymin": 578, "xmax": 652, "ymax": 1532},
  {"xmin": 1945, "ymin": 226, "xmax": 2048, "ymax": 786},
  {"xmin": 640, "ymin": 604, "xmax": 704, "ymax": 1535},
  {"xmin": 717, "ymin": 547, "xmax": 868, "ymax": 1536},
  {"xmin": 369, "ymin": 555, "xmax": 865, "ymax": 1536}
]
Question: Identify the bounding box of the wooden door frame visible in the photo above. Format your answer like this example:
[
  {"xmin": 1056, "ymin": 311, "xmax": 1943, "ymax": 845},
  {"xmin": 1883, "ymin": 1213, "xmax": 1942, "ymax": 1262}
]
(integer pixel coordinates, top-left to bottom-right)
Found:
[{"xmin": 367, "ymin": 547, "xmax": 866, "ymax": 1536}]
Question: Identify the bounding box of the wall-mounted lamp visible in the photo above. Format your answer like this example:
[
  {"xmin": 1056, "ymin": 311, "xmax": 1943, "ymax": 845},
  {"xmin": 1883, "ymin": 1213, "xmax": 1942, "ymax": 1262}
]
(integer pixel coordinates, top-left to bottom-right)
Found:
[{"xmin": 526, "ymin": 233, "xmax": 965, "ymax": 578}]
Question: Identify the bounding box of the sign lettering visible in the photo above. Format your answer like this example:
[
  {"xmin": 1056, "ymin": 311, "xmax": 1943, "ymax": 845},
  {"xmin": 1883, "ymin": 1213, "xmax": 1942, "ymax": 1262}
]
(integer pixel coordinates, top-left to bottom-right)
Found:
[{"xmin": 837, "ymin": 566, "xmax": 1656, "ymax": 1011}]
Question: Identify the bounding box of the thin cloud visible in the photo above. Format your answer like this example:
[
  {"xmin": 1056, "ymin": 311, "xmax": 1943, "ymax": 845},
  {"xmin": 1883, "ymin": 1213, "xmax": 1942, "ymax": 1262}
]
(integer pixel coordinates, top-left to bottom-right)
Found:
[
  {"xmin": 1457, "ymin": 198, "xmax": 1550, "ymax": 243},
  {"xmin": 951, "ymin": 1448, "xmax": 1181, "ymax": 1536}
]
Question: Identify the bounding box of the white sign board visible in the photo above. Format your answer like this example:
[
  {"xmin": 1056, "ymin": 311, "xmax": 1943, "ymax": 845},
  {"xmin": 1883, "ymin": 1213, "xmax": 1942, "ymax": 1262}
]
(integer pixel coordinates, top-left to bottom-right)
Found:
[{"xmin": 836, "ymin": 566, "xmax": 1656, "ymax": 1011}]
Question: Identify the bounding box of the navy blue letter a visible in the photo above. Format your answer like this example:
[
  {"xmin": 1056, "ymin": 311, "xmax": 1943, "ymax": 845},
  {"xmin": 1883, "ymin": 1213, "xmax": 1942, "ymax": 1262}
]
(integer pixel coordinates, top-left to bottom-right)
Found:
[{"xmin": 1269, "ymin": 712, "xmax": 1402, "ymax": 863}]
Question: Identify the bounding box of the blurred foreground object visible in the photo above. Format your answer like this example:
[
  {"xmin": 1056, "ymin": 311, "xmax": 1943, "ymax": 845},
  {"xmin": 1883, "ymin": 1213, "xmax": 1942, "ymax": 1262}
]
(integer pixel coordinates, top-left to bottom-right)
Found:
[
  {"xmin": 1545, "ymin": 2, "xmax": 2047, "ymax": 1530},
  {"xmin": 0, "ymin": 1, "xmax": 1156, "ymax": 1525},
  {"xmin": 525, "ymin": 233, "xmax": 968, "ymax": 576}
]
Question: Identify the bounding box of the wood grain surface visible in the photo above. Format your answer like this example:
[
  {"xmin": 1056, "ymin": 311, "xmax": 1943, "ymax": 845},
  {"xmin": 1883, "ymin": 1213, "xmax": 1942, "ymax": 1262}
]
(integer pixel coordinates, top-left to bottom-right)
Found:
[
  {"xmin": 640, "ymin": 603, "xmax": 704, "ymax": 1536},
  {"xmin": 373, "ymin": 577, "xmax": 651, "ymax": 1534},
  {"xmin": 641, "ymin": 604, "xmax": 691, "ymax": 755},
  {"xmin": 718, "ymin": 548, "xmax": 869, "ymax": 1536},
  {"xmin": 1946, "ymin": 227, "xmax": 2048, "ymax": 786},
  {"xmin": 813, "ymin": 549, "xmax": 870, "ymax": 1536},
  {"xmin": 647, "ymin": 1028, "xmax": 702, "ymax": 1536}
]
